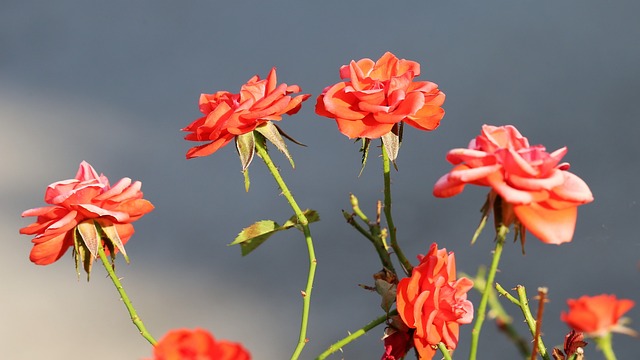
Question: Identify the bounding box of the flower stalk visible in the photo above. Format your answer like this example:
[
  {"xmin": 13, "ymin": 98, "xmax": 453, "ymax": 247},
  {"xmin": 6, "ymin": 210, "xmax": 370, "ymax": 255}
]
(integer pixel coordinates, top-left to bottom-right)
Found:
[
  {"xmin": 97, "ymin": 242, "xmax": 156, "ymax": 345},
  {"xmin": 594, "ymin": 333, "xmax": 617, "ymax": 360},
  {"xmin": 315, "ymin": 311, "xmax": 393, "ymax": 360},
  {"xmin": 469, "ymin": 224, "xmax": 507, "ymax": 359},
  {"xmin": 381, "ymin": 144, "xmax": 412, "ymax": 275},
  {"xmin": 254, "ymin": 137, "xmax": 316, "ymax": 360}
]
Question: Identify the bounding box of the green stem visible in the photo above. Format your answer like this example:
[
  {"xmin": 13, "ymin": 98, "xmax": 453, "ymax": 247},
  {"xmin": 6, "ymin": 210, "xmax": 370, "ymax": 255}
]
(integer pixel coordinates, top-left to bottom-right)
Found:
[
  {"xmin": 381, "ymin": 145, "xmax": 412, "ymax": 275},
  {"xmin": 438, "ymin": 342, "xmax": 453, "ymax": 360},
  {"xmin": 595, "ymin": 333, "xmax": 617, "ymax": 360},
  {"xmin": 515, "ymin": 286, "xmax": 550, "ymax": 360},
  {"xmin": 254, "ymin": 139, "xmax": 316, "ymax": 360},
  {"xmin": 469, "ymin": 271, "xmax": 530, "ymax": 358},
  {"xmin": 342, "ymin": 210, "xmax": 396, "ymax": 273},
  {"xmin": 97, "ymin": 245, "xmax": 156, "ymax": 345},
  {"xmin": 345, "ymin": 194, "xmax": 396, "ymax": 273},
  {"xmin": 469, "ymin": 224, "xmax": 507, "ymax": 360},
  {"xmin": 315, "ymin": 311, "xmax": 393, "ymax": 360}
]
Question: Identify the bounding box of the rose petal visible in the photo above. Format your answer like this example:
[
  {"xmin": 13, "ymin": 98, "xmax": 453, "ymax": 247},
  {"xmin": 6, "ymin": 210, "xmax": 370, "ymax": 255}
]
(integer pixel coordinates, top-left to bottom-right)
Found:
[{"xmin": 514, "ymin": 203, "xmax": 577, "ymax": 244}]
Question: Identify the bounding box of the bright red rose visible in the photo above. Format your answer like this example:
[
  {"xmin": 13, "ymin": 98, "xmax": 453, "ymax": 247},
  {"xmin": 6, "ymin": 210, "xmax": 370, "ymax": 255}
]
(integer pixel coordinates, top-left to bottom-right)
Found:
[
  {"xmin": 19, "ymin": 161, "xmax": 154, "ymax": 265},
  {"xmin": 396, "ymin": 243, "xmax": 474, "ymax": 359},
  {"xmin": 183, "ymin": 68, "xmax": 310, "ymax": 159},
  {"xmin": 561, "ymin": 294, "xmax": 635, "ymax": 337},
  {"xmin": 151, "ymin": 328, "xmax": 251, "ymax": 360},
  {"xmin": 433, "ymin": 124, "xmax": 594, "ymax": 244},
  {"xmin": 316, "ymin": 52, "xmax": 445, "ymax": 139}
]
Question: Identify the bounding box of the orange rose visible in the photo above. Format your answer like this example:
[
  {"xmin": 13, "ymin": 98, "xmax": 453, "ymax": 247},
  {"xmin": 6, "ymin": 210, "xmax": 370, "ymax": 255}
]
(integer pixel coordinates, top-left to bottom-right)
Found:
[
  {"xmin": 151, "ymin": 328, "xmax": 251, "ymax": 360},
  {"xmin": 316, "ymin": 52, "xmax": 445, "ymax": 139},
  {"xmin": 433, "ymin": 125, "xmax": 594, "ymax": 244},
  {"xmin": 561, "ymin": 294, "xmax": 635, "ymax": 337},
  {"xmin": 183, "ymin": 68, "xmax": 310, "ymax": 159},
  {"xmin": 19, "ymin": 161, "xmax": 154, "ymax": 265},
  {"xmin": 396, "ymin": 243, "xmax": 474, "ymax": 359}
]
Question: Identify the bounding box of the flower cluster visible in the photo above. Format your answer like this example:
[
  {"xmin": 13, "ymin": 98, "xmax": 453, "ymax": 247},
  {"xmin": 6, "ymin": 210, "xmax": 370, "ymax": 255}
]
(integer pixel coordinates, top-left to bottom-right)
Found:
[
  {"xmin": 20, "ymin": 51, "xmax": 634, "ymax": 360},
  {"xmin": 20, "ymin": 161, "xmax": 154, "ymax": 265},
  {"xmin": 395, "ymin": 243, "xmax": 474, "ymax": 359},
  {"xmin": 433, "ymin": 124, "xmax": 594, "ymax": 244}
]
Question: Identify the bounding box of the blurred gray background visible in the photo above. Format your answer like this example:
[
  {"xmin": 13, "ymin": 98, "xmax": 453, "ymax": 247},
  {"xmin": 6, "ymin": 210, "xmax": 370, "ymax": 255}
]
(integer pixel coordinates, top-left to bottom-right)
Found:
[{"xmin": 2, "ymin": 1, "xmax": 639, "ymax": 359}]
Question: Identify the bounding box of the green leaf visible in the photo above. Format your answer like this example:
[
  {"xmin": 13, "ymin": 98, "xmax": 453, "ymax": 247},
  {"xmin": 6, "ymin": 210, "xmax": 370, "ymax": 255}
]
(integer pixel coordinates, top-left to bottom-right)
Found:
[
  {"xmin": 255, "ymin": 122, "xmax": 295, "ymax": 168},
  {"xmin": 229, "ymin": 210, "xmax": 320, "ymax": 256},
  {"xmin": 358, "ymin": 138, "xmax": 371, "ymax": 177},
  {"xmin": 235, "ymin": 132, "xmax": 256, "ymax": 171},
  {"xmin": 229, "ymin": 220, "xmax": 282, "ymax": 256}
]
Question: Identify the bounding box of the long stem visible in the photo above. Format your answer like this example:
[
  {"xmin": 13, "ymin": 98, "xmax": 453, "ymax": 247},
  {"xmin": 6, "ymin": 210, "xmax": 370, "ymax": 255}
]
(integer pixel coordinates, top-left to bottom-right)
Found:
[
  {"xmin": 381, "ymin": 145, "xmax": 412, "ymax": 275},
  {"xmin": 254, "ymin": 139, "xmax": 316, "ymax": 360},
  {"xmin": 469, "ymin": 224, "xmax": 507, "ymax": 360},
  {"xmin": 469, "ymin": 270, "xmax": 530, "ymax": 358},
  {"xmin": 97, "ymin": 245, "xmax": 156, "ymax": 345},
  {"xmin": 315, "ymin": 311, "xmax": 393, "ymax": 360}
]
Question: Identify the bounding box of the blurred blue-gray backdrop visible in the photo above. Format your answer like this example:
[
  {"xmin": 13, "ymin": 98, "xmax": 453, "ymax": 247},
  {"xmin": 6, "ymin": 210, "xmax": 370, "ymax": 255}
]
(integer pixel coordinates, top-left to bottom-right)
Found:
[{"xmin": 2, "ymin": 1, "xmax": 639, "ymax": 359}]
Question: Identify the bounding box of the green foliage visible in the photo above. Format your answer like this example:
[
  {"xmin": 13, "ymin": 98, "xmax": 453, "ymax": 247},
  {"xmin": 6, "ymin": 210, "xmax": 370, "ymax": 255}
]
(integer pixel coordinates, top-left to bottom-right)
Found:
[{"xmin": 229, "ymin": 210, "xmax": 319, "ymax": 256}]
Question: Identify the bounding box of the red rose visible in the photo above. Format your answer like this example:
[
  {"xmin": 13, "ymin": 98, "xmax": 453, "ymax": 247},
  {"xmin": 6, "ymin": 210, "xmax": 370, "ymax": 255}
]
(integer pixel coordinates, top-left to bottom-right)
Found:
[
  {"xmin": 151, "ymin": 328, "xmax": 251, "ymax": 360},
  {"xmin": 561, "ymin": 294, "xmax": 635, "ymax": 337},
  {"xmin": 316, "ymin": 52, "xmax": 445, "ymax": 139},
  {"xmin": 396, "ymin": 243, "xmax": 474, "ymax": 359},
  {"xmin": 433, "ymin": 125, "xmax": 593, "ymax": 244},
  {"xmin": 183, "ymin": 68, "xmax": 310, "ymax": 159},
  {"xmin": 20, "ymin": 161, "xmax": 153, "ymax": 265}
]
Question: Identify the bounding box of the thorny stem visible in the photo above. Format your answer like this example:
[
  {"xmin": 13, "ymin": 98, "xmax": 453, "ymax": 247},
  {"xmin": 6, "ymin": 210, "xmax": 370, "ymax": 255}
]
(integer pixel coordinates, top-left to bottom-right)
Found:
[
  {"xmin": 381, "ymin": 145, "xmax": 412, "ymax": 275},
  {"xmin": 254, "ymin": 139, "xmax": 317, "ymax": 360},
  {"xmin": 438, "ymin": 342, "xmax": 453, "ymax": 360},
  {"xmin": 516, "ymin": 286, "xmax": 551, "ymax": 360},
  {"xmin": 315, "ymin": 311, "xmax": 394, "ymax": 360},
  {"xmin": 344, "ymin": 194, "xmax": 396, "ymax": 273},
  {"xmin": 97, "ymin": 245, "xmax": 156, "ymax": 345},
  {"xmin": 469, "ymin": 224, "xmax": 507, "ymax": 360},
  {"xmin": 468, "ymin": 269, "xmax": 530, "ymax": 358}
]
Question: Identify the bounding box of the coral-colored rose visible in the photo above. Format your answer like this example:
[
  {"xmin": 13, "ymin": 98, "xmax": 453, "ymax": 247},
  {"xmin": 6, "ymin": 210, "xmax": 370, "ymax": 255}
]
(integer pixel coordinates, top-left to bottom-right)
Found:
[
  {"xmin": 151, "ymin": 328, "xmax": 251, "ymax": 360},
  {"xmin": 316, "ymin": 52, "xmax": 445, "ymax": 139},
  {"xmin": 561, "ymin": 294, "xmax": 635, "ymax": 337},
  {"xmin": 19, "ymin": 161, "xmax": 154, "ymax": 265},
  {"xmin": 183, "ymin": 67, "xmax": 310, "ymax": 158},
  {"xmin": 433, "ymin": 124, "xmax": 594, "ymax": 244},
  {"xmin": 396, "ymin": 243, "xmax": 474, "ymax": 359}
]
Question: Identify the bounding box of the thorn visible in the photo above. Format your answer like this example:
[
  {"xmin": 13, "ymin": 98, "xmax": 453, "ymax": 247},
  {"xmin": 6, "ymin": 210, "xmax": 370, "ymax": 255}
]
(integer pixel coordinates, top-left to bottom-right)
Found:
[{"xmin": 300, "ymin": 290, "xmax": 307, "ymax": 297}]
